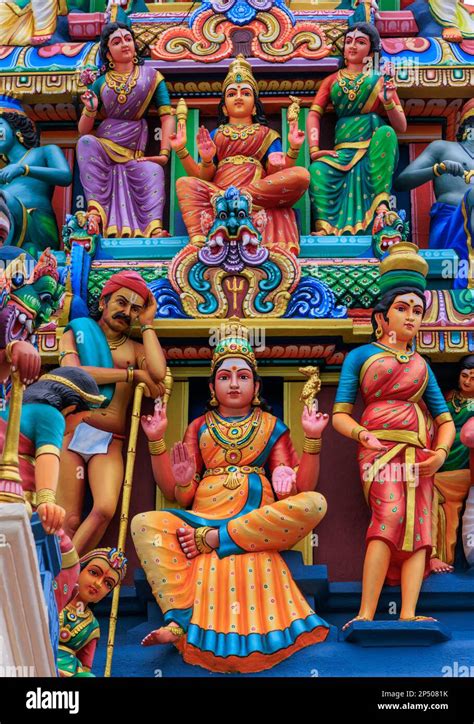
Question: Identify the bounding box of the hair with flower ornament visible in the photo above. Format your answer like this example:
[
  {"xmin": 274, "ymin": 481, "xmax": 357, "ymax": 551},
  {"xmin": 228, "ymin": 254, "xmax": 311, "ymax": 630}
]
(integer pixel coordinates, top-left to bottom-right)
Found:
[{"xmin": 79, "ymin": 547, "xmax": 128, "ymax": 585}]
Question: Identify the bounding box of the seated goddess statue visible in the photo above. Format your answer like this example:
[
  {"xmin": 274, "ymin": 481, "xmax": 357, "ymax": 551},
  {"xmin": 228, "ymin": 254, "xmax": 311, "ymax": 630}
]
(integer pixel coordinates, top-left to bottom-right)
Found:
[
  {"xmin": 172, "ymin": 55, "xmax": 309, "ymax": 256},
  {"xmin": 77, "ymin": 22, "xmax": 174, "ymax": 238}
]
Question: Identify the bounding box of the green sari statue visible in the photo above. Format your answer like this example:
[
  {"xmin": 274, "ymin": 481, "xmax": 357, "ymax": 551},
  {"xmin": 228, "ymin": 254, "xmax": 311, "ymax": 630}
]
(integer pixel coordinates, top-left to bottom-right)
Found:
[{"xmin": 307, "ymin": 23, "xmax": 407, "ymax": 236}]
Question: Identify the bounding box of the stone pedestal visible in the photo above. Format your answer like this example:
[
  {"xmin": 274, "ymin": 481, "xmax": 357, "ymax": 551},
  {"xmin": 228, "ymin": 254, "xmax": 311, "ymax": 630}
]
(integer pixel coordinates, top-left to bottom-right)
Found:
[{"xmin": 0, "ymin": 504, "xmax": 56, "ymax": 677}]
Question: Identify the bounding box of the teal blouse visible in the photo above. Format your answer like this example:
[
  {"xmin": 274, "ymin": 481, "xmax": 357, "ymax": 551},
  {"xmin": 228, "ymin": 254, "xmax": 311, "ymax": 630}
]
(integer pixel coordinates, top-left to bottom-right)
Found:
[{"xmin": 0, "ymin": 402, "xmax": 65, "ymax": 456}]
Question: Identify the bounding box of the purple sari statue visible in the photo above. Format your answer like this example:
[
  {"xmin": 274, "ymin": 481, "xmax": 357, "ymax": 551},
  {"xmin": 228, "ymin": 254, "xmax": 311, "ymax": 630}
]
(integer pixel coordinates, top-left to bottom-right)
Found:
[
  {"xmin": 78, "ymin": 64, "xmax": 172, "ymax": 238},
  {"xmin": 78, "ymin": 23, "xmax": 174, "ymax": 238}
]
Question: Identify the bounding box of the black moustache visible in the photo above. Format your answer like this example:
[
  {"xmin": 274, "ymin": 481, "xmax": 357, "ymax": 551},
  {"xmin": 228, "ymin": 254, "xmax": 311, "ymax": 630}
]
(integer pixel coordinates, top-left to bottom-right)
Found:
[{"xmin": 113, "ymin": 313, "xmax": 131, "ymax": 323}]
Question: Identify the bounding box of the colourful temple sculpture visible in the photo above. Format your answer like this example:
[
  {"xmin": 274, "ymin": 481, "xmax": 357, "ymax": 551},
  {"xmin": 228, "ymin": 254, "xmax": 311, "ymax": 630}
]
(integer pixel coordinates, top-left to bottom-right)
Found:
[{"xmin": 0, "ymin": 0, "xmax": 473, "ymax": 691}]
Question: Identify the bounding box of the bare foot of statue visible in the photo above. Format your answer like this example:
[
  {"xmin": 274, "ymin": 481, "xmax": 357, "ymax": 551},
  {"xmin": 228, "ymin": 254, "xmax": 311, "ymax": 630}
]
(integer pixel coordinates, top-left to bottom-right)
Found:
[
  {"xmin": 31, "ymin": 34, "xmax": 53, "ymax": 45},
  {"xmin": 375, "ymin": 201, "xmax": 391, "ymax": 215},
  {"xmin": 141, "ymin": 621, "xmax": 184, "ymax": 646},
  {"xmin": 342, "ymin": 614, "xmax": 371, "ymax": 631},
  {"xmin": 430, "ymin": 557, "xmax": 454, "ymax": 574},
  {"xmin": 442, "ymin": 27, "xmax": 463, "ymax": 43},
  {"xmin": 399, "ymin": 616, "xmax": 438, "ymax": 623},
  {"xmin": 86, "ymin": 213, "xmax": 101, "ymax": 236},
  {"xmin": 177, "ymin": 526, "xmax": 219, "ymax": 558},
  {"xmin": 151, "ymin": 228, "xmax": 171, "ymax": 238}
]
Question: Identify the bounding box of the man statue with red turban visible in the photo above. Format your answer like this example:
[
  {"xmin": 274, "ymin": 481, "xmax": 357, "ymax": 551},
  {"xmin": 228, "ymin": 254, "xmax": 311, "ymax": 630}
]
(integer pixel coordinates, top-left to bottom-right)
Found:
[{"xmin": 56, "ymin": 271, "xmax": 167, "ymax": 556}]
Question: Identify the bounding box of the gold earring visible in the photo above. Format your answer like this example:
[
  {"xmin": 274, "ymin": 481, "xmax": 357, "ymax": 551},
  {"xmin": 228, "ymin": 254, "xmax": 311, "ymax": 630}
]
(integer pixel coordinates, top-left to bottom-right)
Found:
[
  {"xmin": 375, "ymin": 326, "xmax": 383, "ymax": 339},
  {"xmin": 209, "ymin": 390, "xmax": 218, "ymax": 407},
  {"xmin": 16, "ymin": 131, "xmax": 24, "ymax": 145},
  {"xmin": 252, "ymin": 392, "xmax": 261, "ymax": 406},
  {"xmin": 133, "ymin": 55, "xmax": 139, "ymax": 64},
  {"xmin": 108, "ymin": 60, "xmax": 115, "ymax": 69}
]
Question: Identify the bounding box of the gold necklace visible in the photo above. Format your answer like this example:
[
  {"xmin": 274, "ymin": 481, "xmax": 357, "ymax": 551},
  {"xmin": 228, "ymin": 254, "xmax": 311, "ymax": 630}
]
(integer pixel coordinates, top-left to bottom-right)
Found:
[
  {"xmin": 206, "ymin": 407, "xmax": 262, "ymax": 465},
  {"xmin": 107, "ymin": 334, "xmax": 128, "ymax": 350},
  {"xmin": 106, "ymin": 65, "xmax": 139, "ymax": 104},
  {"xmin": 338, "ymin": 70, "xmax": 366, "ymax": 102},
  {"xmin": 59, "ymin": 605, "xmax": 93, "ymax": 643},
  {"xmin": 451, "ymin": 390, "xmax": 471, "ymax": 414},
  {"xmin": 219, "ymin": 123, "xmax": 260, "ymax": 140},
  {"xmin": 373, "ymin": 341, "xmax": 416, "ymax": 365}
]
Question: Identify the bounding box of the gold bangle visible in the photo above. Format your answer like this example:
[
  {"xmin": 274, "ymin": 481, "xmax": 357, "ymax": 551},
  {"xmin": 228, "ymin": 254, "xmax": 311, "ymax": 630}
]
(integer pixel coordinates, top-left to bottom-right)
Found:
[
  {"xmin": 195, "ymin": 526, "xmax": 213, "ymax": 554},
  {"xmin": 36, "ymin": 489, "xmax": 56, "ymax": 506},
  {"xmin": 5, "ymin": 340, "xmax": 19, "ymax": 363},
  {"xmin": 303, "ymin": 436, "xmax": 322, "ymax": 454},
  {"xmin": 351, "ymin": 424, "xmax": 368, "ymax": 441},
  {"xmin": 140, "ymin": 324, "xmax": 154, "ymax": 334},
  {"xmin": 287, "ymin": 147, "xmax": 299, "ymax": 159},
  {"xmin": 159, "ymin": 149, "xmax": 170, "ymax": 157},
  {"xmin": 82, "ymin": 108, "xmax": 97, "ymax": 118},
  {"xmin": 165, "ymin": 624, "xmax": 184, "ymax": 637},
  {"xmin": 383, "ymin": 100, "xmax": 396, "ymax": 111},
  {"xmin": 433, "ymin": 163, "xmax": 445, "ymax": 178},
  {"xmin": 201, "ymin": 159, "xmax": 214, "ymax": 167},
  {"xmin": 148, "ymin": 439, "xmax": 166, "ymax": 456},
  {"xmin": 23, "ymin": 164, "xmax": 30, "ymax": 176},
  {"xmin": 435, "ymin": 444, "xmax": 450, "ymax": 458},
  {"xmin": 175, "ymin": 481, "xmax": 193, "ymax": 491},
  {"xmin": 309, "ymin": 145, "xmax": 319, "ymax": 153},
  {"xmin": 126, "ymin": 366, "xmax": 134, "ymax": 384},
  {"xmin": 176, "ymin": 147, "xmax": 189, "ymax": 160}
]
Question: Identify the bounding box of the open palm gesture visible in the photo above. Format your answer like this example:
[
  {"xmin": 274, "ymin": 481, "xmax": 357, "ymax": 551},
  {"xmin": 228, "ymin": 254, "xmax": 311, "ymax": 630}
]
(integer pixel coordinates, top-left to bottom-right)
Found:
[
  {"xmin": 171, "ymin": 441, "xmax": 196, "ymax": 486},
  {"xmin": 197, "ymin": 126, "xmax": 216, "ymax": 163}
]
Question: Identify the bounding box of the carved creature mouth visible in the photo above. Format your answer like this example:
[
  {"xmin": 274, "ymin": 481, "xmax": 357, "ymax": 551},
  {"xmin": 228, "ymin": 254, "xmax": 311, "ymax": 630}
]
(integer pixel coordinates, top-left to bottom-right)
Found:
[
  {"xmin": 207, "ymin": 225, "xmax": 259, "ymax": 253},
  {"xmin": 380, "ymin": 234, "xmax": 402, "ymax": 252},
  {"xmin": 0, "ymin": 302, "xmax": 36, "ymax": 348},
  {"xmin": 6, "ymin": 301, "xmax": 35, "ymax": 341}
]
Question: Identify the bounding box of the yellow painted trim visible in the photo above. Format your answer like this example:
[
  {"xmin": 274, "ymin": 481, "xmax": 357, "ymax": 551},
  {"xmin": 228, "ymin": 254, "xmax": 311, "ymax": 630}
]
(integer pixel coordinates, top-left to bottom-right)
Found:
[
  {"xmin": 36, "ymin": 444, "xmax": 60, "ymax": 458},
  {"xmin": 136, "ymin": 71, "xmax": 164, "ymax": 120},
  {"xmin": 408, "ymin": 368, "xmax": 429, "ymax": 403},
  {"xmin": 333, "ymin": 402, "xmax": 354, "ymax": 414},
  {"xmin": 363, "ymin": 442, "xmax": 404, "ymax": 502},
  {"xmin": 372, "ymin": 429, "xmax": 422, "ymax": 447},
  {"xmin": 402, "ymin": 445, "xmax": 417, "ymax": 552},
  {"xmin": 359, "ymin": 352, "xmax": 388, "ymax": 385},
  {"xmin": 97, "ymin": 137, "xmax": 144, "ymax": 163},
  {"xmin": 434, "ymin": 412, "xmax": 454, "ymax": 426}
]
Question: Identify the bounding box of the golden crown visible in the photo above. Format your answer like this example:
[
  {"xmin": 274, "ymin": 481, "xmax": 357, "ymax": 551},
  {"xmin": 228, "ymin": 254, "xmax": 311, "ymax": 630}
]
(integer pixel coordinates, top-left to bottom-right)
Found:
[
  {"xmin": 222, "ymin": 55, "xmax": 258, "ymax": 97},
  {"xmin": 210, "ymin": 317, "xmax": 257, "ymax": 374}
]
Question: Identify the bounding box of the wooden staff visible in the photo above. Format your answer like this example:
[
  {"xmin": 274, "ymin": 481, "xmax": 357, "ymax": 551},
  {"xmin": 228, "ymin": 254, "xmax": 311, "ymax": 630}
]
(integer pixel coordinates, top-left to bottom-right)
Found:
[
  {"xmin": 104, "ymin": 381, "xmax": 145, "ymax": 677},
  {"xmin": 104, "ymin": 366, "xmax": 174, "ymax": 676}
]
